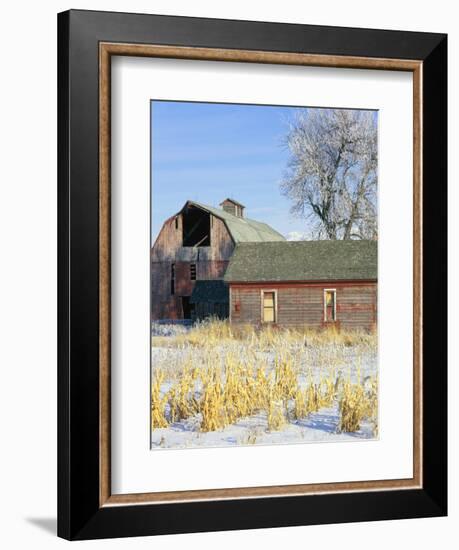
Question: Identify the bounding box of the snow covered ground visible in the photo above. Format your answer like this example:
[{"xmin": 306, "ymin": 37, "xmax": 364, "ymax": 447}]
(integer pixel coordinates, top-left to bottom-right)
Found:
[
  {"xmin": 151, "ymin": 405, "xmax": 374, "ymax": 450},
  {"xmin": 150, "ymin": 322, "xmax": 378, "ymax": 450}
]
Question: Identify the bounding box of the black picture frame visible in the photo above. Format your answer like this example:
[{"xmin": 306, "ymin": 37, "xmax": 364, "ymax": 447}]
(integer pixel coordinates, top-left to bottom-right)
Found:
[{"xmin": 58, "ymin": 9, "xmax": 447, "ymax": 540}]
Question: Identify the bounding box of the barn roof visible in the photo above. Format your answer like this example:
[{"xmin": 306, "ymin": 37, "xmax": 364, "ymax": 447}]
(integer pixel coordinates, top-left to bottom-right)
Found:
[
  {"xmin": 190, "ymin": 280, "xmax": 229, "ymax": 303},
  {"xmin": 185, "ymin": 201, "xmax": 285, "ymax": 243},
  {"xmin": 224, "ymin": 240, "xmax": 377, "ymax": 282}
]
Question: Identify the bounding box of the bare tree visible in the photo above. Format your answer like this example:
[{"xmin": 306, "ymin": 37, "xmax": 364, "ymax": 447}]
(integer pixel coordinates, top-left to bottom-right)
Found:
[{"xmin": 281, "ymin": 108, "xmax": 378, "ymax": 240}]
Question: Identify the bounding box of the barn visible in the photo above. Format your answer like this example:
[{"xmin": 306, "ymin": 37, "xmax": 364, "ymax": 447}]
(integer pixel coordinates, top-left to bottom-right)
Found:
[
  {"xmin": 151, "ymin": 198, "xmax": 285, "ymax": 321},
  {"xmin": 223, "ymin": 240, "xmax": 377, "ymax": 331}
]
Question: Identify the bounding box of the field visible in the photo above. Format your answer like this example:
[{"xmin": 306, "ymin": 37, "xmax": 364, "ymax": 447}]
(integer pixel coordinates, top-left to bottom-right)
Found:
[{"xmin": 151, "ymin": 319, "xmax": 378, "ymax": 450}]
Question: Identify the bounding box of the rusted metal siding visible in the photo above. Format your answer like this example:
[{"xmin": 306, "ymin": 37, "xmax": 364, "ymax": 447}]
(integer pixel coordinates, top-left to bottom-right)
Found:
[
  {"xmin": 151, "ymin": 214, "xmax": 234, "ymax": 320},
  {"xmin": 230, "ymin": 281, "xmax": 377, "ymax": 331}
]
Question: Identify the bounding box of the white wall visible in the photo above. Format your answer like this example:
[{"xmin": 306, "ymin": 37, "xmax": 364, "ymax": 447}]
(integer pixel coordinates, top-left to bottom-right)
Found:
[{"xmin": 0, "ymin": 1, "xmax": 456, "ymax": 548}]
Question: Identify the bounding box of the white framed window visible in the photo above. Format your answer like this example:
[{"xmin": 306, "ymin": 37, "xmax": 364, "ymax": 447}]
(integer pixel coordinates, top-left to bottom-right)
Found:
[
  {"xmin": 324, "ymin": 289, "xmax": 337, "ymax": 322},
  {"xmin": 261, "ymin": 290, "xmax": 277, "ymax": 323}
]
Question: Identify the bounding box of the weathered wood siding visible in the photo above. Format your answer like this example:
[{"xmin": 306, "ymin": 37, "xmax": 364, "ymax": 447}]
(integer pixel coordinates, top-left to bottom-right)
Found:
[
  {"xmin": 151, "ymin": 213, "xmax": 234, "ymax": 320},
  {"xmin": 151, "ymin": 215, "xmax": 233, "ymax": 262},
  {"xmin": 230, "ymin": 282, "xmax": 377, "ymax": 331}
]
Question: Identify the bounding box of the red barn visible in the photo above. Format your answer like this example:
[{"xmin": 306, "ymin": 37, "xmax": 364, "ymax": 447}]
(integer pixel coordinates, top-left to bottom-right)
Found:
[
  {"xmin": 224, "ymin": 241, "xmax": 377, "ymax": 331},
  {"xmin": 151, "ymin": 198, "xmax": 285, "ymax": 321}
]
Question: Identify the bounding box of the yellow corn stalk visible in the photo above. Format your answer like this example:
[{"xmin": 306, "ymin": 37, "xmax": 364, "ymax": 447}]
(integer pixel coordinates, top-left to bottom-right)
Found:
[{"xmin": 151, "ymin": 369, "xmax": 168, "ymax": 429}]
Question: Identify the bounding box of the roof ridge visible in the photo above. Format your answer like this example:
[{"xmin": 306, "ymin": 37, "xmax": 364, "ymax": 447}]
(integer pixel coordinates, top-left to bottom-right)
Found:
[
  {"xmin": 233, "ymin": 239, "xmax": 376, "ymax": 245},
  {"xmin": 189, "ymin": 200, "xmax": 255, "ymax": 223}
]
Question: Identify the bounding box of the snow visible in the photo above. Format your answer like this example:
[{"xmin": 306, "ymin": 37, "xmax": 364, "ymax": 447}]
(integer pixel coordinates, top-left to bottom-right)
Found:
[
  {"xmin": 285, "ymin": 230, "xmax": 309, "ymax": 241},
  {"xmin": 151, "ymin": 343, "xmax": 377, "ymax": 385},
  {"xmin": 151, "ymin": 405, "xmax": 374, "ymax": 450},
  {"xmin": 150, "ymin": 337, "xmax": 378, "ymax": 450},
  {"xmin": 151, "ymin": 322, "xmax": 190, "ymax": 337}
]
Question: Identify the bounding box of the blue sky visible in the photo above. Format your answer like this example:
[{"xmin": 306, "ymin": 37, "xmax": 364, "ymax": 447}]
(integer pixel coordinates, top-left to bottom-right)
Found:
[{"xmin": 150, "ymin": 100, "xmax": 308, "ymax": 243}]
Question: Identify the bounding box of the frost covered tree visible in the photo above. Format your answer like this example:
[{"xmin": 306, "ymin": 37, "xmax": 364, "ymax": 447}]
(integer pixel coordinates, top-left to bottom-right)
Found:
[{"xmin": 281, "ymin": 108, "xmax": 378, "ymax": 240}]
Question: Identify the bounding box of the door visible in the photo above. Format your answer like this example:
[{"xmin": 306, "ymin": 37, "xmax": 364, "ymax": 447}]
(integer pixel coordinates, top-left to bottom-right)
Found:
[{"xmin": 181, "ymin": 296, "xmax": 195, "ymax": 319}]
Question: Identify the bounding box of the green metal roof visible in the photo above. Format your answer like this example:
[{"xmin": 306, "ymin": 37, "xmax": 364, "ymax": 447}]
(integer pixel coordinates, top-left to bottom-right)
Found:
[
  {"xmin": 190, "ymin": 280, "xmax": 229, "ymax": 303},
  {"xmin": 224, "ymin": 240, "xmax": 377, "ymax": 283},
  {"xmin": 187, "ymin": 201, "xmax": 285, "ymax": 243}
]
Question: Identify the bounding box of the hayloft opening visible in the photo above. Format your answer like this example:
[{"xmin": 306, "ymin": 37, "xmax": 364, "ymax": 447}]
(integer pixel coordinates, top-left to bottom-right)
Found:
[{"xmin": 182, "ymin": 205, "xmax": 211, "ymax": 247}]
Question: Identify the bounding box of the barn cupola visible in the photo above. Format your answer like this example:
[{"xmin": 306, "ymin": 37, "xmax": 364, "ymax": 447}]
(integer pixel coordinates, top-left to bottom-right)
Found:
[{"xmin": 220, "ymin": 198, "xmax": 245, "ymax": 218}]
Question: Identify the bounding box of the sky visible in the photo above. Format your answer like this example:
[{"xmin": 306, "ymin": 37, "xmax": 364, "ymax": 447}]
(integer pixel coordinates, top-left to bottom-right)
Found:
[{"xmin": 150, "ymin": 100, "xmax": 308, "ymax": 243}]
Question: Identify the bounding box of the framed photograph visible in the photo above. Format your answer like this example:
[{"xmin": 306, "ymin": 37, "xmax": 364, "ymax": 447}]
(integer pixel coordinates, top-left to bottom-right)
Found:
[{"xmin": 58, "ymin": 9, "xmax": 447, "ymax": 540}]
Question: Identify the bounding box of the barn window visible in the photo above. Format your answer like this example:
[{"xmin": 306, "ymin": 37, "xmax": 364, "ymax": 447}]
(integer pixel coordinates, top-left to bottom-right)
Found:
[
  {"xmin": 262, "ymin": 291, "xmax": 276, "ymax": 323},
  {"xmin": 182, "ymin": 205, "xmax": 211, "ymax": 247},
  {"xmin": 190, "ymin": 264, "xmax": 196, "ymax": 280},
  {"xmin": 170, "ymin": 263, "xmax": 175, "ymax": 295},
  {"xmin": 324, "ymin": 289, "xmax": 336, "ymax": 322},
  {"xmin": 175, "ymin": 216, "xmax": 179, "ymax": 229}
]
